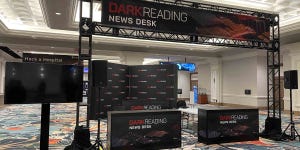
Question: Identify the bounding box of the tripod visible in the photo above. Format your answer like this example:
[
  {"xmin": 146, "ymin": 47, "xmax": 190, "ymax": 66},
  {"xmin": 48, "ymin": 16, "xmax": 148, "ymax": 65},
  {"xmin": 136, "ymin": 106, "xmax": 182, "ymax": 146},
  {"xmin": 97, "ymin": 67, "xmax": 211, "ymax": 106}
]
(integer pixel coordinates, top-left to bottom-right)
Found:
[
  {"xmin": 280, "ymin": 88, "xmax": 300, "ymax": 141},
  {"xmin": 89, "ymin": 86, "xmax": 105, "ymax": 150},
  {"xmin": 89, "ymin": 119, "xmax": 104, "ymax": 149}
]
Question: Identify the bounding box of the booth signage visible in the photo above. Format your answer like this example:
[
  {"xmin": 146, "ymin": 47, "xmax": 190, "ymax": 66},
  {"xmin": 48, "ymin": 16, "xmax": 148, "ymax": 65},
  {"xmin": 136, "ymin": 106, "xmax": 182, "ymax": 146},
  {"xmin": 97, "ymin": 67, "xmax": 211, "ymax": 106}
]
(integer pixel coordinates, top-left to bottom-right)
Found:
[
  {"xmin": 108, "ymin": 110, "xmax": 181, "ymax": 150},
  {"xmin": 198, "ymin": 108, "xmax": 259, "ymax": 144},
  {"xmin": 123, "ymin": 99, "xmax": 170, "ymax": 110},
  {"xmin": 101, "ymin": 0, "xmax": 270, "ymax": 42},
  {"xmin": 23, "ymin": 53, "xmax": 78, "ymax": 65}
]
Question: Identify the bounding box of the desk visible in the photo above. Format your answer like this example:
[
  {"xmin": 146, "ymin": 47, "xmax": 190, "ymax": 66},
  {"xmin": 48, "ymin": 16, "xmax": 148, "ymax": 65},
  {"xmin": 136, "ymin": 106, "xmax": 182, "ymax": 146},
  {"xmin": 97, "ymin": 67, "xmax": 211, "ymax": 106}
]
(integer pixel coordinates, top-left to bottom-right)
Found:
[
  {"xmin": 179, "ymin": 105, "xmax": 220, "ymax": 129},
  {"xmin": 178, "ymin": 107, "xmax": 198, "ymax": 131},
  {"xmin": 179, "ymin": 105, "xmax": 234, "ymax": 130},
  {"xmin": 197, "ymin": 106, "xmax": 259, "ymax": 144},
  {"xmin": 179, "ymin": 105, "xmax": 218, "ymax": 120},
  {"xmin": 108, "ymin": 110, "xmax": 181, "ymax": 150},
  {"xmin": 179, "ymin": 104, "xmax": 224, "ymax": 115},
  {"xmin": 179, "ymin": 108, "xmax": 198, "ymax": 115},
  {"xmin": 179, "ymin": 107, "xmax": 198, "ymax": 122},
  {"xmin": 198, "ymin": 95, "xmax": 208, "ymax": 104}
]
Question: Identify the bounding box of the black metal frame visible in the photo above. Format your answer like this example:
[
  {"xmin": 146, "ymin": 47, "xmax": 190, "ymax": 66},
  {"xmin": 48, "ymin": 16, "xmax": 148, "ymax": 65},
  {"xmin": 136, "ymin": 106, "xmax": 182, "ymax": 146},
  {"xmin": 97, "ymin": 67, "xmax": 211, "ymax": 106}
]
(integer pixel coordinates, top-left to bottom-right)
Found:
[
  {"xmin": 280, "ymin": 88, "xmax": 300, "ymax": 140},
  {"xmin": 267, "ymin": 15, "xmax": 281, "ymax": 120},
  {"xmin": 0, "ymin": 46, "xmax": 22, "ymax": 58},
  {"xmin": 77, "ymin": 0, "xmax": 281, "ymax": 138},
  {"xmin": 93, "ymin": 23, "xmax": 270, "ymax": 49},
  {"xmin": 77, "ymin": 0, "xmax": 93, "ymax": 127}
]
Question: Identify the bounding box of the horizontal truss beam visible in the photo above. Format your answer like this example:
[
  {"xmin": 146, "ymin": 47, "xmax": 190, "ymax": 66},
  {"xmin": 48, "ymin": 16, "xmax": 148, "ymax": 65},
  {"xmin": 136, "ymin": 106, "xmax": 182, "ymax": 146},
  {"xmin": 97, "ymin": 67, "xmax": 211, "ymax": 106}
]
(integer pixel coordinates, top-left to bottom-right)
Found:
[
  {"xmin": 88, "ymin": 0, "xmax": 274, "ymax": 50},
  {"xmin": 92, "ymin": 23, "xmax": 270, "ymax": 49}
]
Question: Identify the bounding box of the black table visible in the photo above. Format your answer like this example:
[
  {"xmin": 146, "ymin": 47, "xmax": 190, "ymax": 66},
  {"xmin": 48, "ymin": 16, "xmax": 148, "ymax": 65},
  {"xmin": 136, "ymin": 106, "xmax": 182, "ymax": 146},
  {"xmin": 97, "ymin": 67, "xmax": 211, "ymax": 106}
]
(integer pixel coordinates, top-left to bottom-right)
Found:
[
  {"xmin": 108, "ymin": 109, "xmax": 181, "ymax": 150},
  {"xmin": 198, "ymin": 105, "xmax": 259, "ymax": 144}
]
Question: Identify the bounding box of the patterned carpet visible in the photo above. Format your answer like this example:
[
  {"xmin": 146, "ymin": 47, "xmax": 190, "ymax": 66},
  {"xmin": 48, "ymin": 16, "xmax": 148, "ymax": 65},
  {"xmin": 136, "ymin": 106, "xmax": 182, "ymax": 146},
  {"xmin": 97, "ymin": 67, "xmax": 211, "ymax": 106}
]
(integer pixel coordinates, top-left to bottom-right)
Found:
[{"xmin": 0, "ymin": 103, "xmax": 300, "ymax": 150}]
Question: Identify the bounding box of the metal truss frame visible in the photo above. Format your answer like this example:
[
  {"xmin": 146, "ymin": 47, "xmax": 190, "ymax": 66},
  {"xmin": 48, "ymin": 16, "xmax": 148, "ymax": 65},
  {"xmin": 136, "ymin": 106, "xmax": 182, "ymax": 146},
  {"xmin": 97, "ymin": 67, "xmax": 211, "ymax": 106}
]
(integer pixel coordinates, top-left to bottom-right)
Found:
[
  {"xmin": 92, "ymin": 23, "xmax": 270, "ymax": 49},
  {"xmin": 77, "ymin": 0, "xmax": 281, "ymax": 137},
  {"xmin": 265, "ymin": 14, "xmax": 281, "ymax": 136}
]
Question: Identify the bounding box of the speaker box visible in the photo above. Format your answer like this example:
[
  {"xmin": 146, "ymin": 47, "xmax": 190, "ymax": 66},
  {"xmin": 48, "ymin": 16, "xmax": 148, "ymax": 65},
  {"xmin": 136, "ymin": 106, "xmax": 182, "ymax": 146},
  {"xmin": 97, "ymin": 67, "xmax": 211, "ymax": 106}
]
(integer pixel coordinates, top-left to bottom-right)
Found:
[
  {"xmin": 284, "ymin": 70, "xmax": 298, "ymax": 89},
  {"xmin": 64, "ymin": 126, "xmax": 92, "ymax": 149},
  {"xmin": 92, "ymin": 60, "xmax": 108, "ymax": 87},
  {"xmin": 264, "ymin": 117, "xmax": 282, "ymax": 135}
]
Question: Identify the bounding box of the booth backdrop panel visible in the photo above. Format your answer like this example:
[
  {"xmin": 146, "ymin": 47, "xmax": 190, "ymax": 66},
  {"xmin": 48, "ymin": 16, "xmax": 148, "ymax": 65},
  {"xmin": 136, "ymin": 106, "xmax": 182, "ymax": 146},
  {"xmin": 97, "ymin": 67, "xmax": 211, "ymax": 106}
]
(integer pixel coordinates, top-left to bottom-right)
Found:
[
  {"xmin": 198, "ymin": 107, "xmax": 259, "ymax": 144},
  {"xmin": 5, "ymin": 62, "xmax": 83, "ymax": 104},
  {"xmin": 108, "ymin": 110, "xmax": 181, "ymax": 150},
  {"xmin": 127, "ymin": 64, "xmax": 178, "ymax": 108},
  {"xmin": 90, "ymin": 63, "xmax": 128, "ymax": 119},
  {"xmin": 89, "ymin": 63, "xmax": 177, "ymax": 119}
]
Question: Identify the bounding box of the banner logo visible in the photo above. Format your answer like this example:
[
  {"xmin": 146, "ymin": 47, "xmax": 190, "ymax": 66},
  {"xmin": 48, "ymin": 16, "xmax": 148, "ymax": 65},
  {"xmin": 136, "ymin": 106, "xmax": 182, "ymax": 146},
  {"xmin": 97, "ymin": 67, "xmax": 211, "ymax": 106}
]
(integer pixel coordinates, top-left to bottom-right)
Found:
[{"xmin": 102, "ymin": 0, "xmax": 270, "ymax": 42}]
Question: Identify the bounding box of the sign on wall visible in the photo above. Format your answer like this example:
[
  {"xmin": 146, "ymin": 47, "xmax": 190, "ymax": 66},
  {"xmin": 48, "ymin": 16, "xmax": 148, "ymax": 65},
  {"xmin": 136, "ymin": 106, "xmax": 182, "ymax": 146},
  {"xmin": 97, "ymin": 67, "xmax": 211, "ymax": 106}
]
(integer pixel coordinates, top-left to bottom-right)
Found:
[
  {"xmin": 101, "ymin": 0, "xmax": 270, "ymax": 42},
  {"xmin": 23, "ymin": 53, "xmax": 78, "ymax": 65}
]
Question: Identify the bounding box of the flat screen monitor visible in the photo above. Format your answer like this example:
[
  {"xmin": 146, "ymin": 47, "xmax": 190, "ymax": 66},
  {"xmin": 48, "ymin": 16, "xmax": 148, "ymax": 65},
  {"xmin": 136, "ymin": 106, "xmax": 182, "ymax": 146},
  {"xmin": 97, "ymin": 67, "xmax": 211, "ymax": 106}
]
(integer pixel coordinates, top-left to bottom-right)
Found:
[
  {"xmin": 4, "ymin": 62, "xmax": 83, "ymax": 104},
  {"xmin": 160, "ymin": 62, "xmax": 196, "ymax": 72}
]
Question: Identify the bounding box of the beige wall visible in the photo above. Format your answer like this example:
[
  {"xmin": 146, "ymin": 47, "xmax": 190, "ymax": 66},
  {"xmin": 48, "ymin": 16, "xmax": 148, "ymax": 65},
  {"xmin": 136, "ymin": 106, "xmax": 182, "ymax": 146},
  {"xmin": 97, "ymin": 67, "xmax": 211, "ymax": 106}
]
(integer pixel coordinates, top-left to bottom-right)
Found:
[
  {"xmin": 221, "ymin": 52, "xmax": 268, "ymax": 107},
  {"xmin": 0, "ymin": 57, "xmax": 5, "ymax": 105},
  {"xmin": 197, "ymin": 63, "xmax": 211, "ymax": 95},
  {"xmin": 282, "ymin": 42, "xmax": 300, "ymax": 111},
  {"xmin": 177, "ymin": 71, "xmax": 190, "ymax": 99}
]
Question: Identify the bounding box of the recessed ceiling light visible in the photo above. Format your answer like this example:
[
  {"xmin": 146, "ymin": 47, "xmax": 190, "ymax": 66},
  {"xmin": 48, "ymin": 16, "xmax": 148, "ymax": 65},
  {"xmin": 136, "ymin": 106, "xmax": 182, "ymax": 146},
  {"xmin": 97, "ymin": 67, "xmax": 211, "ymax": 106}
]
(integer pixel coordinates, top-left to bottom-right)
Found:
[
  {"xmin": 55, "ymin": 12, "xmax": 61, "ymax": 15},
  {"xmin": 50, "ymin": 47, "xmax": 55, "ymax": 49}
]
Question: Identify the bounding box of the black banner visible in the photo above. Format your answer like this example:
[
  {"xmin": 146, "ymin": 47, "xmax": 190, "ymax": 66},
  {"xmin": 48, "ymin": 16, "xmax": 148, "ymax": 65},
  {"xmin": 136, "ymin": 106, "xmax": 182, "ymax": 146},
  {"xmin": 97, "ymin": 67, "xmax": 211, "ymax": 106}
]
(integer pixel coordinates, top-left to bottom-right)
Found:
[
  {"xmin": 108, "ymin": 110, "xmax": 181, "ymax": 150},
  {"xmin": 22, "ymin": 53, "xmax": 78, "ymax": 65},
  {"xmin": 101, "ymin": 0, "xmax": 270, "ymax": 42},
  {"xmin": 89, "ymin": 63, "xmax": 177, "ymax": 119},
  {"xmin": 128, "ymin": 65, "xmax": 177, "ymax": 105}
]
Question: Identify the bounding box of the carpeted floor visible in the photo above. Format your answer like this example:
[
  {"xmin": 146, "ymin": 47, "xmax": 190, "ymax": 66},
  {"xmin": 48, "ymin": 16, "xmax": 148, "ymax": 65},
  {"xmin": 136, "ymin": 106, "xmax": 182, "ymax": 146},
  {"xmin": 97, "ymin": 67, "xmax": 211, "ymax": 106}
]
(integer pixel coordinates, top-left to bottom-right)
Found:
[{"xmin": 0, "ymin": 103, "xmax": 300, "ymax": 150}]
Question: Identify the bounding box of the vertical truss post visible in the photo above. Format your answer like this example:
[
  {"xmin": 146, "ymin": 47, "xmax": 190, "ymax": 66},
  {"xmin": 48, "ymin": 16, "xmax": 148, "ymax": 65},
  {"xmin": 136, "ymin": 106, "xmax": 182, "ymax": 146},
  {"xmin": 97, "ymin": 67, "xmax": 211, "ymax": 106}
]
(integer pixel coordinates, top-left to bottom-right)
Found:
[
  {"xmin": 263, "ymin": 14, "xmax": 281, "ymax": 138},
  {"xmin": 77, "ymin": 0, "xmax": 93, "ymax": 128},
  {"xmin": 268, "ymin": 14, "xmax": 280, "ymax": 118}
]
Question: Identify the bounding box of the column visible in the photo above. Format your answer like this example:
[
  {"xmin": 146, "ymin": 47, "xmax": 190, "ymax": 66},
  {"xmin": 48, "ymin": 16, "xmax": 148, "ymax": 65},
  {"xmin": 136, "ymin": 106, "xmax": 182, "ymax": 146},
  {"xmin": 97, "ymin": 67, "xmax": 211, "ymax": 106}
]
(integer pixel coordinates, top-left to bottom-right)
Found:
[
  {"xmin": 0, "ymin": 57, "xmax": 4, "ymax": 105},
  {"xmin": 196, "ymin": 61, "xmax": 211, "ymax": 102},
  {"xmin": 209, "ymin": 58, "xmax": 222, "ymax": 104},
  {"xmin": 289, "ymin": 49, "xmax": 300, "ymax": 111}
]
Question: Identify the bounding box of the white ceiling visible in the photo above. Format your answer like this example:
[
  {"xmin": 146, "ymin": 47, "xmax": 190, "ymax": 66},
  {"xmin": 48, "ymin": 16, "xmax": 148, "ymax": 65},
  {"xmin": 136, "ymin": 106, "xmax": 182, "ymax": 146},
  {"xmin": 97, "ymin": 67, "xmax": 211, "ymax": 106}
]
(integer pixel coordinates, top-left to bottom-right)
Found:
[{"xmin": 0, "ymin": 0, "xmax": 300, "ymax": 63}]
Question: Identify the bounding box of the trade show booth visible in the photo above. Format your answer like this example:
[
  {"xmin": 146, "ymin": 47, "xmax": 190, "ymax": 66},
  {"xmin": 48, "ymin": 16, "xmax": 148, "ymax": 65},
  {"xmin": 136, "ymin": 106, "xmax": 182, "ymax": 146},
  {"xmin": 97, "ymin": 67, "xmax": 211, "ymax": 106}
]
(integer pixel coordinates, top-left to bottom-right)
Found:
[
  {"xmin": 2, "ymin": 0, "xmax": 283, "ymax": 149},
  {"xmin": 82, "ymin": 0, "xmax": 280, "ymax": 143}
]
